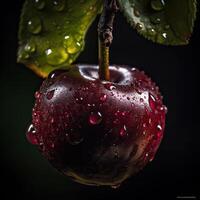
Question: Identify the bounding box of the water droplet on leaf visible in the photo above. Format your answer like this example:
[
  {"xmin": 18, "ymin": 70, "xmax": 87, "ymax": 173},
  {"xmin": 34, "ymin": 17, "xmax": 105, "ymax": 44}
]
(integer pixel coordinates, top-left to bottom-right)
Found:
[
  {"xmin": 45, "ymin": 48, "xmax": 68, "ymax": 65},
  {"xmin": 34, "ymin": 0, "xmax": 45, "ymax": 10},
  {"xmin": 52, "ymin": 0, "xmax": 65, "ymax": 11},
  {"xmin": 151, "ymin": 0, "xmax": 165, "ymax": 11},
  {"xmin": 27, "ymin": 17, "xmax": 42, "ymax": 34}
]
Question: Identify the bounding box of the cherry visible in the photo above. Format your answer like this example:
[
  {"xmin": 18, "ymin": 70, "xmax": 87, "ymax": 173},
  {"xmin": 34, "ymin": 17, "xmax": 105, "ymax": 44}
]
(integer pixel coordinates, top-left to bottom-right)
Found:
[{"xmin": 27, "ymin": 64, "xmax": 167, "ymax": 187}]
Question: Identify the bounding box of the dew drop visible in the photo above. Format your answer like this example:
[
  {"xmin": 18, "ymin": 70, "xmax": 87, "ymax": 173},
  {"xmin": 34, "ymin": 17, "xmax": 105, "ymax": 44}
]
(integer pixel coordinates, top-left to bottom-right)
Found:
[
  {"xmin": 120, "ymin": 125, "xmax": 127, "ymax": 137},
  {"xmin": 151, "ymin": 0, "xmax": 165, "ymax": 11},
  {"xmin": 19, "ymin": 51, "xmax": 30, "ymax": 60},
  {"xmin": 63, "ymin": 35, "xmax": 82, "ymax": 54},
  {"xmin": 136, "ymin": 23, "xmax": 143, "ymax": 31},
  {"xmin": 34, "ymin": 91, "xmax": 41, "ymax": 99},
  {"xmin": 46, "ymin": 90, "xmax": 55, "ymax": 100},
  {"xmin": 26, "ymin": 124, "xmax": 38, "ymax": 145},
  {"xmin": 147, "ymin": 27, "xmax": 156, "ymax": 36},
  {"xmin": 104, "ymin": 83, "xmax": 116, "ymax": 91},
  {"xmin": 34, "ymin": 0, "xmax": 45, "ymax": 10},
  {"xmin": 24, "ymin": 41, "xmax": 36, "ymax": 53},
  {"xmin": 156, "ymin": 32, "xmax": 167, "ymax": 43},
  {"xmin": 52, "ymin": 0, "xmax": 65, "ymax": 11},
  {"xmin": 150, "ymin": 16, "xmax": 161, "ymax": 24},
  {"xmin": 140, "ymin": 98, "xmax": 144, "ymax": 102},
  {"xmin": 27, "ymin": 17, "xmax": 42, "ymax": 34},
  {"xmin": 149, "ymin": 93, "xmax": 156, "ymax": 110},
  {"xmin": 111, "ymin": 184, "xmax": 120, "ymax": 189},
  {"xmin": 75, "ymin": 97, "xmax": 83, "ymax": 104},
  {"xmin": 133, "ymin": 7, "xmax": 140, "ymax": 17},
  {"xmin": 157, "ymin": 124, "xmax": 162, "ymax": 131},
  {"xmin": 45, "ymin": 47, "xmax": 68, "ymax": 65},
  {"xmin": 100, "ymin": 94, "xmax": 107, "ymax": 102},
  {"xmin": 89, "ymin": 112, "xmax": 102, "ymax": 125}
]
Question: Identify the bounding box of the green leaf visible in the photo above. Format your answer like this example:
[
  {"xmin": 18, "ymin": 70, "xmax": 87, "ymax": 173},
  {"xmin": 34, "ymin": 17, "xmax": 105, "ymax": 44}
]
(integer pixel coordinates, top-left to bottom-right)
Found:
[
  {"xmin": 18, "ymin": 0, "xmax": 102, "ymax": 78},
  {"xmin": 118, "ymin": 0, "xmax": 197, "ymax": 45}
]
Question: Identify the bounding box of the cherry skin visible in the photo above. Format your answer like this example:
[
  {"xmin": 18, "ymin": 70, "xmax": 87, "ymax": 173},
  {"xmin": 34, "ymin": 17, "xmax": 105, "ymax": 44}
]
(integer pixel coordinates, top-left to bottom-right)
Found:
[{"xmin": 27, "ymin": 65, "xmax": 167, "ymax": 187}]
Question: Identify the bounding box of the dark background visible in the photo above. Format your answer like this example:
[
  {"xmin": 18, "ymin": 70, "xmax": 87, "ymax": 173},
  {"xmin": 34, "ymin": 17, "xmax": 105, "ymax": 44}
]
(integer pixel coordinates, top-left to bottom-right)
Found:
[{"xmin": 1, "ymin": 1, "xmax": 199, "ymax": 199}]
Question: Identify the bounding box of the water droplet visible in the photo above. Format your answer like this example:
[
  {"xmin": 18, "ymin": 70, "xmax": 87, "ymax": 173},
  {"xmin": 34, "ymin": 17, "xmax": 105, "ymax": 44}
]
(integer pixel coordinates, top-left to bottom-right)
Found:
[
  {"xmin": 145, "ymin": 153, "xmax": 149, "ymax": 157},
  {"xmin": 156, "ymin": 32, "xmax": 167, "ymax": 43},
  {"xmin": 157, "ymin": 124, "xmax": 162, "ymax": 131},
  {"xmin": 104, "ymin": 83, "xmax": 116, "ymax": 91},
  {"xmin": 26, "ymin": 124, "xmax": 38, "ymax": 145},
  {"xmin": 150, "ymin": 16, "xmax": 161, "ymax": 24},
  {"xmin": 100, "ymin": 94, "xmax": 107, "ymax": 102},
  {"xmin": 149, "ymin": 93, "xmax": 156, "ymax": 110},
  {"xmin": 89, "ymin": 112, "xmax": 102, "ymax": 125},
  {"xmin": 111, "ymin": 184, "xmax": 120, "ymax": 189},
  {"xmin": 136, "ymin": 23, "xmax": 143, "ymax": 31},
  {"xmin": 34, "ymin": 91, "xmax": 41, "ymax": 99},
  {"xmin": 159, "ymin": 105, "xmax": 168, "ymax": 113},
  {"xmin": 140, "ymin": 98, "xmax": 144, "ymax": 102},
  {"xmin": 46, "ymin": 90, "xmax": 55, "ymax": 100},
  {"xmin": 164, "ymin": 24, "xmax": 170, "ymax": 30},
  {"xmin": 151, "ymin": 0, "xmax": 165, "ymax": 11},
  {"xmin": 133, "ymin": 7, "xmax": 140, "ymax": 17},
  {"xmin": 147, "ymin": 28, "xmax": 156, "ymax": 36},
  {"xmin": 34, "ymin": 0, "xmax": 45, "ymax": 10},
  {"xmin": 50, "ymin": 117, "xmax": 54, "ymax": 123},
  {"xmin": 19, "ymin": 51, "xmax": 30, "ymax": 60},
  {"xmin": 120, "ymin": 125, "xmax": 127, "ymax": 137},
  {"xmin": 45, "ymin": 48, "xmax": 68, "ymax": 65},
  {"xmin": 24, "ymin": 41, "xmax": 36, "ymax": 53},
  {"xmin": 75, "ymin": 97, "xmax": 83, "ymax": 104},
  {"xmin": 27, "ymin": 17, "xmax": 42, "ymax": 34},
  {"xmin": 52, "ymin": 0, "xmax": 65, "ymax": 11},
  {"xmin": 63, "ymin": 35, "xmax": 82, "ymax": 54}
]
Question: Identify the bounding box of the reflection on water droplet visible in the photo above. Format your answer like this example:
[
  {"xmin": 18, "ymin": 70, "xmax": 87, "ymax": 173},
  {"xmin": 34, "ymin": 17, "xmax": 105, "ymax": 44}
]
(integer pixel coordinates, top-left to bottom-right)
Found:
[
  {"xmin": 111, "ymin": 184, "xmax": 120, "ymax": 189},
  {"xmin": 35, "ymin": 91, "xmax": 41, "ymax": 99},
  {"xmin": 52, "ymin": 0, "xmax": 65, "ymax": 11},
  {"xmin": 75, "ymin": 97, "xmax": 83, "ymax": 104},
  {"xmin": 26, "ymin": 124, "xmax": 38, "ymax": 145},
  {"xmin": 157, "ymin": 124, "xmax": 162, "ymax": 131},
  {"xmin": 150, "ymin": 16, "xmax": 161, "ymax": 24},
  {"xmin": 136, "ymin": 23, "xmax": 143, "ymax": 31},
  {"xmin": 120, "ymin": 125, "xmax": 127, "ymax": 137},
  {"xmin": 63, "ymin": 35, "xmax": 82, "ymax": 54},
  {"xmin": 151, "ymin": 0, "xmax": 165, "ymax": 11},
  {"xmin": 147, "ymin": 28, "xmax": 156, "ymax": 36},
  {"xmin": 45, "ymin": 47, "xmax": 68, "ymax": 65},
  {"xmin": 24, "ymin": 41, "xmax": 36, "ymax": 53},
  {"xmin": 27, "ymin": 17, "xmax": 42, "ymax": 34},
  {"xmin": 46, "ymin": 90, "xmax": 55, "ymax": 100},
  {"xmin": 149, "ymin": 93, "xmax": 156, "ymax": 110},
  {"xmin": 133, "ymin": 7, "xmax": 140, "ymax": 17},
  {"xmin": 34, "ymin": 0, "xmax": 45, "ymax": 10},
  {"xmin": 89, "ymin": 112, "xmax": 102, "ymax": 125},
  {"xmin": 100, "ymin": 94, "xmax": 107, "ymax": 102},
  {"xmin": 104, "ymin": 83, "xmax": 116, "ymax": 91},
  {"xmin": 156, "ymin": 32, "xmax": 167, "ymax": 43}
]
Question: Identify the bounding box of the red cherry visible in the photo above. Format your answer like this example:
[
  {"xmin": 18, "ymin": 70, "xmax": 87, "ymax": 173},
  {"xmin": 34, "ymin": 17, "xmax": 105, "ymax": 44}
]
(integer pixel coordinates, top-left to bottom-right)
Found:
[{"xmin": 28, "ymin": 65, "xmax": 166, "ymax": 187}]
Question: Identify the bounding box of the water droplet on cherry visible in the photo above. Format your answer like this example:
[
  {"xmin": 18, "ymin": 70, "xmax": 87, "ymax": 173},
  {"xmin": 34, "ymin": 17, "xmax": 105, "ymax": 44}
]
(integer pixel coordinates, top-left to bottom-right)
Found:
[
  {"xmin": 120, "ymin": 125, "xmax": 127, "ymax": 137},
  {"xmin": 89, "ymin": 112, "xmax": 102, "ymax": 125},
  {"xmin": 100, "ymin": 94, "xmax": 107, "ymax": 102},
  {"xmin": 46, "ymin": 90, "xmax": 55, "ymax": 100},
  {"xmin": 26, "ymin": 124, "xmax": 38, "ymax": 145}
]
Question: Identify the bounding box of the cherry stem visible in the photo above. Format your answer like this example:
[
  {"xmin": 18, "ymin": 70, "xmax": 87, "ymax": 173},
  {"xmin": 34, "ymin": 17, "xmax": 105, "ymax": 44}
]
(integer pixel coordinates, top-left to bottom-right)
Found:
[{"xmin": 98, "ymin": 0, "xmax": 119, "ymax": 81}]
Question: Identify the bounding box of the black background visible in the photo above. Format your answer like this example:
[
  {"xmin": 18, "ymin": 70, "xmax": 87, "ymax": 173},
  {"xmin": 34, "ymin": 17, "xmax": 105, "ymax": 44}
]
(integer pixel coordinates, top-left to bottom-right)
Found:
[{"xmin": 1, "ymin": 1, "xmax": 199, "ymax": 199}]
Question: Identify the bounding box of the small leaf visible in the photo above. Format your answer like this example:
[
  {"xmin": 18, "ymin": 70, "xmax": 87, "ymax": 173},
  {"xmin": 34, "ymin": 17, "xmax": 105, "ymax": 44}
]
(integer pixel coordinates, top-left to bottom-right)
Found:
[
  {"xmin": 18, "ymin": 0, "xmax": 102, "ymax": 78},
  {"xmin": 118, "ymin": 0, "xmax": 197, "ymax": 45}
]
